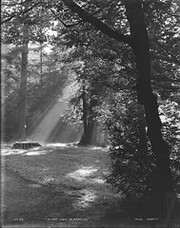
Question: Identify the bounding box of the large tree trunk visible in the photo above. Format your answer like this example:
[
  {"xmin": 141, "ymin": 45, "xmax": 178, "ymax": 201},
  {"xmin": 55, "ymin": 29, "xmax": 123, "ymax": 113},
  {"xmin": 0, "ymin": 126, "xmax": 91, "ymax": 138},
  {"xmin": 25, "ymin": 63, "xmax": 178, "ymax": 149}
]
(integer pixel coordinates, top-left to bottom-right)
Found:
[
  {"xmin": 79, "ymin": 121, "xmax": 97, "ymax": 146},
  {"xmin": 125, "ymin": 0, "xmax": 173, "ymax": 198},
  {"xmin": 18, "ymin": 23, "xmax": 28, "ymax": 140}
]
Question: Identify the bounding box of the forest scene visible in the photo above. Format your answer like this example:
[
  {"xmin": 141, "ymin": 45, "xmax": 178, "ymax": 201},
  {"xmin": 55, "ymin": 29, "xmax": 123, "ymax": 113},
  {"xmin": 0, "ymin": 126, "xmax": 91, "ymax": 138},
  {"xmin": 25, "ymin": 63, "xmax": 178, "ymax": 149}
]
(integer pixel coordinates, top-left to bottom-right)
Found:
[{"xmin": 1, "ymin": 0, "xmax": 180, "ymax": 227}]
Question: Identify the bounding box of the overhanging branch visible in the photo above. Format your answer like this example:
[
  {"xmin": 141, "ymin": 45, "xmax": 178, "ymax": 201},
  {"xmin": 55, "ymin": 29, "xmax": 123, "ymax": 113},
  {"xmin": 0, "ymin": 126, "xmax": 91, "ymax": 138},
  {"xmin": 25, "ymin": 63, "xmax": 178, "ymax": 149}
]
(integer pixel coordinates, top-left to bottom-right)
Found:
[{"xmin": 61, "ymin": 0, "xmax": 133, "ymax": 46}]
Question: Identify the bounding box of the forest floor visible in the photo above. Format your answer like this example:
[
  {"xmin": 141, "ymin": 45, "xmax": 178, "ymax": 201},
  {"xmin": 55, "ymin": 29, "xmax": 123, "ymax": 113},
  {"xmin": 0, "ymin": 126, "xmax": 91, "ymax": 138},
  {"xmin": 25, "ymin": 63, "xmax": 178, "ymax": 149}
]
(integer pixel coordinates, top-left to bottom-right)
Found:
[{"xmin": 1, "ymin": 143, "xmax": 180, "ymax": 228}]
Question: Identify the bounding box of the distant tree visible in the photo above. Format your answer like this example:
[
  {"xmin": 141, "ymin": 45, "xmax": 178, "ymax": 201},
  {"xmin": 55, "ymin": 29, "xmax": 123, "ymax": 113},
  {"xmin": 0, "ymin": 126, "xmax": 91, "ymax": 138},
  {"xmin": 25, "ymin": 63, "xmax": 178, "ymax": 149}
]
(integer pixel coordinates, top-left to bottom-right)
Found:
[
  {"xmin": 2, "ymin": 43, "xmax": 70, "ymax": 141},
  {"xmin": 60, "ymin": 44, "xmax": 117, "ymax": 146},
  {"xmin": 1, "ymin": 45, "xmax": 21, "ymax": 141},
  {"xmin": 2, "ymin": 0, "xmax": 52, "ymax": 139},
  {"xmin": 18, "ymin": 21, "xmax": 28, "ymax": 139}
]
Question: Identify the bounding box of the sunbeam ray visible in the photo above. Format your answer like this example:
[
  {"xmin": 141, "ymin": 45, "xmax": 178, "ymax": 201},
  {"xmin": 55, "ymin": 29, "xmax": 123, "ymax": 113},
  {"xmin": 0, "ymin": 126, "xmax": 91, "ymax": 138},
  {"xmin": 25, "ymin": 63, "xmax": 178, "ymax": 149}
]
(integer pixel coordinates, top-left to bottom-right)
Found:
[{"xmin": 28, "ymin": 81, "xmax": 82, "ymax": 143}]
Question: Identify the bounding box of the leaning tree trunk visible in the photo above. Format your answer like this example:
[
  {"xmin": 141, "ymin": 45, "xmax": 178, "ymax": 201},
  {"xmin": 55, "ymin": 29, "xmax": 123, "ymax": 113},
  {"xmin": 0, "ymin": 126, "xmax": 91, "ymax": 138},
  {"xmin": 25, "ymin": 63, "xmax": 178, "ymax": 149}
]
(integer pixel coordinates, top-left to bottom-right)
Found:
[
  {"xmin": 18, "ymin": 23, "xmax": 28, "ymax": 140},
  {"xmin": 125, "ymin": 0, "xmax": 173, "ymax": 198}
]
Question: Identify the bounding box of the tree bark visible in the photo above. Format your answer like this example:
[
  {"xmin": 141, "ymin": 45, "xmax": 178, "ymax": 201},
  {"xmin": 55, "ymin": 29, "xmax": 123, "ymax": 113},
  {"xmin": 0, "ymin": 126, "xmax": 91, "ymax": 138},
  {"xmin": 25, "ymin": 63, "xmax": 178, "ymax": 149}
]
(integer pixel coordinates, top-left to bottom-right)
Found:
[
  {"xmin": 124, "ymin": 0, "xmax": 173, "ymax": 196},
  {"xmin": 18, "ymin": 23, "xmax": 28, "ymax": 140},
  {"xmin": 79, "ymin": 121, "xmax": 97, "ymax": 146},
  {"xmin": 79, "ymin": 96, "xmax": 98, "ymax": 146}
]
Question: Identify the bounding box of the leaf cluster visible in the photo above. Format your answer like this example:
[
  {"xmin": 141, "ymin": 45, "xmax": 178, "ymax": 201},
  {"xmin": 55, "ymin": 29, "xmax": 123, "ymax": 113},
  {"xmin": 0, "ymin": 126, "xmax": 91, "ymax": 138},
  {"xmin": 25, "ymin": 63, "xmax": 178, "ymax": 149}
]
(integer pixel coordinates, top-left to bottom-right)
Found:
[{"xmin": 105, "ymin": 92, "xmax": 156, "ymax": 199}]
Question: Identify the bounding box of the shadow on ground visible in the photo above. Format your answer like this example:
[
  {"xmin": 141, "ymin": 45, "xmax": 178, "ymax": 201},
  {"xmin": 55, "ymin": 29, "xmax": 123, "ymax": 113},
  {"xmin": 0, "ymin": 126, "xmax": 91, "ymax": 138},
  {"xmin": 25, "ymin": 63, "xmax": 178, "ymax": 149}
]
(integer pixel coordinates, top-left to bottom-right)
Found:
[{"xmin": 1, "ymin": 144, "xmax": 180, "ymax": 227}]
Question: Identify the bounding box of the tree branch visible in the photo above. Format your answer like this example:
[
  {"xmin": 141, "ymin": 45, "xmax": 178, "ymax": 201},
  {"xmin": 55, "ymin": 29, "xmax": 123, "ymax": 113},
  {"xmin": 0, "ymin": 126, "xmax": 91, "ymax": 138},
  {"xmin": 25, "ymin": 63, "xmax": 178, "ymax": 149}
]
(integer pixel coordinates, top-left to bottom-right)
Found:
[
  {"xmin": 1, "ymin": 2, "xmax": 41, "ymax": 24},
  {"xmin": 50, "ymin": 8, "xmax": 83, "ymax": 28},
  {"xmin": 61, "ymin": 0, "xmax": 133, "ymax": 46},
  {"xmin": 152, "ymin": 81, "xmax": 180, "ymax": 91},
  {"xmin": 151, "ymin": 77, "xmax": 180, "ymax": 84}
]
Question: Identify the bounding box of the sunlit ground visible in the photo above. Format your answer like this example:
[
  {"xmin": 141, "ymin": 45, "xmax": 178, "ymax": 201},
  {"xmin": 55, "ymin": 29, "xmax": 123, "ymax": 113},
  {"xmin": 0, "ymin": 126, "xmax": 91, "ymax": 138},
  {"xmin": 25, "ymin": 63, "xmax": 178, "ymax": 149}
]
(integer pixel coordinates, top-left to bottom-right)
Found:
[
  {"xmin": 2, "ymin": 143, "xmax": 127, "ymax": 227},
  {"xmin": 67, "ymin": 166, "xmax": 105, "ymax": 184},
  {"xmin": 74, "ymin": 189, "xmax": 97, "ymax": 209},
  {"xmin": 2, "ymin": 143, "xmax": 180, "ymax": 227},
  {"xmin": 2, "ymin": 143, "xmax": 114, "ymax": 208}
]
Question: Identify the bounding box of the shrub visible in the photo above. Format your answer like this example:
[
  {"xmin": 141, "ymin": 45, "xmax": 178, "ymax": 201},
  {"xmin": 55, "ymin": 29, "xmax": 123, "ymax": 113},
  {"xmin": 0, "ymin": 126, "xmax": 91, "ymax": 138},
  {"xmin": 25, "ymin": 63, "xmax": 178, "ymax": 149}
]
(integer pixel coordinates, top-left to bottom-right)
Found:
[{"xmin": 105, "ymin": 92, "xmax": 156, "ymax": 199}]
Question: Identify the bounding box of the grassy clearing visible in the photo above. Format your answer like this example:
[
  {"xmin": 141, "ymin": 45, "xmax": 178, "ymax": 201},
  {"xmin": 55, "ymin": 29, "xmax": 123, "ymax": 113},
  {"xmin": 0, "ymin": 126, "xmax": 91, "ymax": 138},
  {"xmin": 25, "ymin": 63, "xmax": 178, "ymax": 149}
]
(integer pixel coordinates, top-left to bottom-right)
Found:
[
  {"xmin": 2, "ymin": 143, "xmax": 180, "ymax": 227},
  {"xmin": 2, "ymin": 144, "xmax": 125, "ymax": 227},
  {"xmin": 3, "ymin": 144, "xmax": 111, "ymax": 190}
]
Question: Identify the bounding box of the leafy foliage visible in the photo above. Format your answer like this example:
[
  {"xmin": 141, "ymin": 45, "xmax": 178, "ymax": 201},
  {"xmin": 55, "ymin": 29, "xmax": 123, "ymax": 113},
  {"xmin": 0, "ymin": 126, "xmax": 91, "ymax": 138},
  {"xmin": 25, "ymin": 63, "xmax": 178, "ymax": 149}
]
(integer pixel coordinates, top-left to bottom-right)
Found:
[
  {"xmin": 105, "ymin": 92, "xmax": 156, "ymax": 199},
  {"xmin": 159, "ymin": 97, "xmax": 180, "ymax": 193},
  {"xmin": 2, "ymin": 44, "xmax": 69, "ymax": 141}
]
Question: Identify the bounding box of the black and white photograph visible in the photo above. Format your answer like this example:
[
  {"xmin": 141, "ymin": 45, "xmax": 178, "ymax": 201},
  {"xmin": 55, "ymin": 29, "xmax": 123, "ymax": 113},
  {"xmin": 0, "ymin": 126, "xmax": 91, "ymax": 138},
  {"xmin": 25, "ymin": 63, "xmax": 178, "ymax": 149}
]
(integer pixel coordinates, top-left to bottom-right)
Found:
[{"xmin": 1, "ymin": 0, "xmax": 180, "ymax": 227}]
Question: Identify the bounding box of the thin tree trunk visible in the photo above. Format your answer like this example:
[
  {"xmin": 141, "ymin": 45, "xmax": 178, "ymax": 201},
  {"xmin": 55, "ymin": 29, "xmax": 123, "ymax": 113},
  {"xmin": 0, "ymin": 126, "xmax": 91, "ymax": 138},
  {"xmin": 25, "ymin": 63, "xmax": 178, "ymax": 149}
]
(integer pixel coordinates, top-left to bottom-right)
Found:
[
  {"xmin": 40, "ymin": 41, "xmax": 43, "ymax": 101},
  {"xmin": 18, "ymin": 23, "xmax": 28, "ymax": 140},
  {"xmin": 124, "ymin": 0, "xmax": 173, "ymax": 197},
  {"xmin": 82, "ymin": 82, "xmax": 88, "ymax": 133}
]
